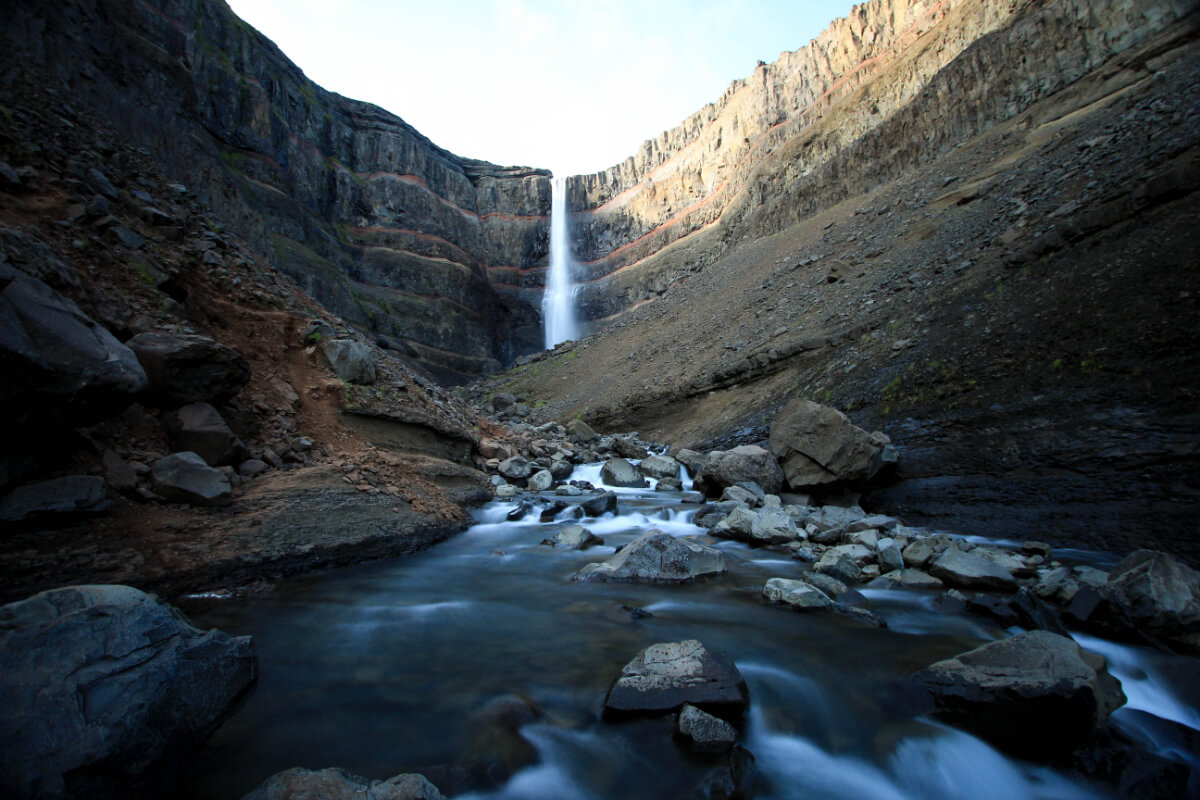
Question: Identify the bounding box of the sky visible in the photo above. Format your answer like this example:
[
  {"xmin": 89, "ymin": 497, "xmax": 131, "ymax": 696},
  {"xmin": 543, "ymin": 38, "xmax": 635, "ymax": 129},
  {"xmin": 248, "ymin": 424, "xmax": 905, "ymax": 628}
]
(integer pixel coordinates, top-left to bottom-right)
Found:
[{"xmin": 225, "ymin": 0, "xmax": 859, "ymax": 176}]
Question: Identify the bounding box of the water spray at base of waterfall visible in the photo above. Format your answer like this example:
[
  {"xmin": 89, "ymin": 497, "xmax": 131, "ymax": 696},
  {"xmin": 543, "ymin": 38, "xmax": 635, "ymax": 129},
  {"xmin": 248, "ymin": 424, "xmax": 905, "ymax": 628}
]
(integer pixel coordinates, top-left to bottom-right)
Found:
[{"xmin": 543, "ymin": 175, "xmax": 579, "ymax": 349}]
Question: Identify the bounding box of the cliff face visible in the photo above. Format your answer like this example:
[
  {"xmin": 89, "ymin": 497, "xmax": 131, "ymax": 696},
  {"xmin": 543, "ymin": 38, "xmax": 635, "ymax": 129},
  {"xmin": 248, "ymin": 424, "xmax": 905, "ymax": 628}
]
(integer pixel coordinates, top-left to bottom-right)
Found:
[
  {"xmin": 566, "ymin": 0, "xmax": 1199, "ymax": 323},
  {"xmin": 2, "ymin": 0, "xmax": 551, "ymax": 382}
]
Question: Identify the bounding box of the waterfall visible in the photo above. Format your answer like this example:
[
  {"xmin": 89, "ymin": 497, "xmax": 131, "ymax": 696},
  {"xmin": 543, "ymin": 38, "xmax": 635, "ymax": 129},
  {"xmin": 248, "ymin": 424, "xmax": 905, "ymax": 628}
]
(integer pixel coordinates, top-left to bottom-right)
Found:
[{"xmin": 542, "ymin": 176, "xmax": 578, "ymax": 349}]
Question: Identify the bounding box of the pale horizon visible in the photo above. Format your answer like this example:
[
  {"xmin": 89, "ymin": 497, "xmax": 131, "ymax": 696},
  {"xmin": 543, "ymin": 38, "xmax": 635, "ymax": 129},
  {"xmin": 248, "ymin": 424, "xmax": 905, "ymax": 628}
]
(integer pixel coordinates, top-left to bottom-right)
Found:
[{"xmin": 225, "ymin": 0, "xmax": 859, "ymax": 176}]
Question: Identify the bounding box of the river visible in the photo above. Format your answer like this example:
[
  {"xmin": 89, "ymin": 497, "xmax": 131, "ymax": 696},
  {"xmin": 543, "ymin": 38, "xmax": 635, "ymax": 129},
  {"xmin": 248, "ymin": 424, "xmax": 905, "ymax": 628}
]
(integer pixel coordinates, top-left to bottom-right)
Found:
[{"xmin": 183, "ymin": 462, "xmax": 1199, "ymax": 799}]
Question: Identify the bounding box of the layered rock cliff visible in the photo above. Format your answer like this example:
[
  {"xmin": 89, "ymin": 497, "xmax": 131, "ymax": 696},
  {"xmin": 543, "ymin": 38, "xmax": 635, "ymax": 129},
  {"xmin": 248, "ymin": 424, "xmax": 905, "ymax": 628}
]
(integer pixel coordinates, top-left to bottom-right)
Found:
[
  {"xmin": 565, "ymin": 0, "xmax": 1199, "ymax": 323},
  {"xmin": 2, "ymin": 0, "xmax": 551, "ymax": 382}
]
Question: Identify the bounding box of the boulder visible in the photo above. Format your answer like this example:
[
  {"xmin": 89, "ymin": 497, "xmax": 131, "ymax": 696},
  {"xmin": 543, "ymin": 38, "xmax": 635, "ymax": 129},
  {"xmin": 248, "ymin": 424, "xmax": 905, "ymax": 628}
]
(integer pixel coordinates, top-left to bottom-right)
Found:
[
  {"xmin": 319, "ymin": 339, "xmax": 377, "ymax": 385},
  {"xmin": 611, "ymin": 436, "xmax": 649, "ymax": 460},
  {"xmin": 0, "ymin": 475, "xmax": 109, "ymax": 523},
  {"xmin": 1, "ymin": 262, "xmax": 147, "ymax": 424},
  {"xmin": 763, "ymin": 578, "xmax": 834, "ymax": 610},
  {"xmin": 497, "ymin": 456, "xmax": 535, "ymax": 482},
  {"xmin": 769, "ymin": 399, "xmax": 897, "ymax": 488},
  {"xmin": 126, "ymin": 332, "xmax": 249, "ymax": 404},
  {"xmin": 910, "ymin": 630, "xmax": 1125, "ymax": 758},
  {"xmin": 491, "ymin": 392, "xmax": 516, "ymax": 412},
  {"xmin": 171, "ymin": 402, "xmax": 246, "ymax": 466},
  {"xmin": 0, "ymin": 585, "xmax": 256, "ymax": 800},
  {"xmin": 552, "ymin": 525, "xmax": 603, "ymax": 550},
  {"xmin": 527, "ymin": 469, "xmax": 553, "ymax": 492},
  {"xmin": 720, "ymin": 484, "xmax": 762, "ymax": 508},
  {"xmin": 929, "ymin": 549, "xmax": 1018, "ymax": 592},
  {"xmin": 574, "ymin": 530, "xmax": 725, "ymax": 583},
  {"xmin": 815, "ymin": 551, "xmax": 863, "ymax": 583},
  {"xmin": 566, "ymin": 418, "xmax": 597, "ymax": 443},
  {"xmin": 750, "ymin": 506, "xmax": 801, "ymax": 543},
  {"xmin": 877, "ymin": 538, "xmax": 904, "ymax": 573},
  {"xmin": 600, "ymin": 457, "xmax": 647, "ymax": 488},
  {"xmin": 805, "ymin": 504, "xmax": 867, "ymax": 535},
  {"xmin": 238, "ymin": 458, "xmax": 269, "ymax": 478},
  {"xmin": 301, "ymin": 319, "xmax": 336, "ymax": 345},
  {"xmin": 241, "ymin": 768, "xmax": 443, "ymax": 800},
  {"xmin": 694, "ymin": 445, "xmax": 783, "ymax": 497},
  {"xmin": 711, "ymin": 505, "xmax": 757, "ymax": 541},
  {"xmin": 881, "ymin": 568, "xmax": 944, "ymax": 588},
  {"xmin": 676, "ymin": 704, "xmax": 738, "ymax": 755},
  {"xmin": 579, "ymin": 491, "xmax": 618, "ymax": 517},
  {"xmin": 638, "ymin": 454, "xmax": 680, "ymax": 480},
  {"xmin": 1100, "ymin": 550, "xmax": 1200, "ymax": 637},
  {"xmin": 902, "ymin": 534, "xmax": 955, "ymax": 568},
  {"xmin": 151, "ymin": 452, "xmax": 233, "ymax": 506},
  {"xmin": 603, "ymin": 639, "xmax": 748, "ymax": 723},
  {"xmin": 673, "ymin": 448, "xmax": 707, "ymax": 475}
]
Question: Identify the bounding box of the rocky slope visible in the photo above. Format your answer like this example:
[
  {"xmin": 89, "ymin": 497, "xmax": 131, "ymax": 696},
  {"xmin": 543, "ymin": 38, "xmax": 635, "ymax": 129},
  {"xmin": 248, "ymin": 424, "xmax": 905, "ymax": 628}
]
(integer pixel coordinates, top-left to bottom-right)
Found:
[
  {"xmin": 2, "ymin": 0, "xmax": 551, "ymax": 383},
  {"xmin": 564, "ymin": 0, "xmax": 1199, "ymax": 326},
  {"xmin": 478, "ymin": 6, "xmax": 1200, "ymax": 563}
]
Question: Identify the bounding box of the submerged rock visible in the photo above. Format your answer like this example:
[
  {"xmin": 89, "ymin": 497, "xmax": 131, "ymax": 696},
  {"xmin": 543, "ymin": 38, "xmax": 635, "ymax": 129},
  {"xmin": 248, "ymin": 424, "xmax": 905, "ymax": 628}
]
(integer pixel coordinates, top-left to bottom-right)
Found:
[
  {"xmin": 0, "ymin": 585, "xmax": 257, "ymax": 800},
  {"xmin": 676, "ymin": 704, "xmax": 738, "ymax": 755},
  {"xmin": 573, "ymin": 530, "xmax": 725, "ymax": 583},
  {"xmin": 604, "ymin": 639, "xmax": 748, "ymax": 723},
  {"xmin": 241, "ymin": 767, "xmax": 443, "ymax": 800},
  {"xmin": 910, "ymin": 630, "xmax": 1125, "ymax": 759}
]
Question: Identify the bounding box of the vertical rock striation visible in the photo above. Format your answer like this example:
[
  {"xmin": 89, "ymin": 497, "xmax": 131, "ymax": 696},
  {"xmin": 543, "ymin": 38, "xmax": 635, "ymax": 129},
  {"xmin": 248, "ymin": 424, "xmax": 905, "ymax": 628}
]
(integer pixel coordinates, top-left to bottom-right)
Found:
[{"xmin": 1, "ymin": 0, "xmax": 552, "ymax": 381}]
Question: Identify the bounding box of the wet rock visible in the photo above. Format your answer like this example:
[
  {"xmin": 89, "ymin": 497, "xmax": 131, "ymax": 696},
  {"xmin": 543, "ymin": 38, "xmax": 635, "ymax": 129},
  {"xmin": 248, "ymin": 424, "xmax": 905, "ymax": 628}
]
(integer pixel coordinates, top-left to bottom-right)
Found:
[
  {"xmin": 0, "ymin": 585, "xmax": 256, "ymax": 800},
  {"xmin": 527, "ymin": 469, "xmax": 553, "ymax": 492},
  {"xmin": 241, "ymin": 768, "xmax": 443, "ymax": 800},
  {"xmin": 1034, "ymin": 565, "xmax": 1081, "ymax": 604},
  {"xmin": 151, "ymin": 451, "xmax": 233, "ymax": 506},
  {"xmin": 579, "ymin": 491, "xmax": 618, "ymax": 517},
  {"xmin": 127, "ymin": 332, "xmax": 249, "ymax": 404},
  {"xmin": 497, "ymin": 456, "xmax": 534, "ymax": 482},
  {"xmin": 171, "ymin": 402, "xmax": 246, "ymax": 466},
  {"xmin": 639, "ymin": 454, "xmax": 681, "ymax": 480},
  {"xmin": 763, "ymin": 578, "xmax": 833, "ymax": 610},
  {"xmin": 966, "ymin": 587, "xmax": 1070, "ymax": 636},
  {"xmin": 676, "ymin": 704, "xmax": 738, "ymax": 755},
  {"xmin": 601, "ymin": 457, "xmax": 648, "ymax": 488},
  {"xmin": 657, "ymin": 477, "xmax": 683, "ymax": 491},
  {"xmin": 814, "ymin": 551, "xmax": 862, "ymax": 583},
  {"xmin": 802, "ymin": 571, "xmax": 848, "ymax": 598},
  {"xmin": 910, "ymin": 630, "xmax": 1126, "ymax": 759},
  {"xmin": 690, "ymin": 745, "xmax": 757, "ymax": 800},
  {"xmin": 574, "ymin": 530, "xmax": 725, "ymax": 583},
  {"xmin": 460, "ymin": 695, "xmax": 543, "ymax": 788},
  {"xmin": 929, "ymin": 549, "xmax": 1018, "ymax": 592},
  {"xmin": 768, "ymin": 399, "xmax": 895, "ymax": 488},
  {"xmin": 555, "ymin": 484, "xmax": 583, "ymax": 496},
  {"xmin": 673, "ymin": 448, "xmax": 707, "ymax": 475},
  {"xmin": 320, "ymin": 339, "xmax": 377, "ymax": 385},
  {"xmin": 506, "ymin": 502, "xmax": 531, "ymax": 522},
  {"xmin": 603, "ymin": 639, "xmax": 748, "ymax": 723},
  {"xmin": 548, "ymin": 459, "xmax": 574, "ymax": 481},
  {"xmin": 0, "ymin": 475, "xmax": 109, "ymax": 523},
  {"xmin": 552, "ymin": 525, "xmax": 603, "ymax": 550},
  {"xmin": 694, "ymin": 445, "xmax": 783, "ymax": 497}
]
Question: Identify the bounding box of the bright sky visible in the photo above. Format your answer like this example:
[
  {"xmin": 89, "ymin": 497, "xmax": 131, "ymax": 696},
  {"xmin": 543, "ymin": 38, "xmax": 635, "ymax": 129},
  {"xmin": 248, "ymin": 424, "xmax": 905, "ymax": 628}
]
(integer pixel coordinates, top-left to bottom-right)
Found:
[{"xmin": 226, "ymin": 0, "xmax": 859, "ymax": 176}]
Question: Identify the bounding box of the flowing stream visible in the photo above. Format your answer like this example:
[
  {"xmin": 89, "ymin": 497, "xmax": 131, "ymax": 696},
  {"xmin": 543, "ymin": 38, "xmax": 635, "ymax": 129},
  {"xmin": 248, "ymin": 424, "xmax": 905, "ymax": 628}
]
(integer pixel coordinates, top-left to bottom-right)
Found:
[
  {"xmin": 542, "ymin": 175, "xmax": 578, "ymax": 349},
  {"xmin": 183, "ymin": 464, "xmax": 1199, "ymax": 799}
]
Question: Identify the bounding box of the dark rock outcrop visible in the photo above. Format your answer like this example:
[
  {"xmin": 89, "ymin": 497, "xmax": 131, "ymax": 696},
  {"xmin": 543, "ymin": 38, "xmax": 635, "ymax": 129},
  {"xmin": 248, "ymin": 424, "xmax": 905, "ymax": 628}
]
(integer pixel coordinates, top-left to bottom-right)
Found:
[
  {"xmin": 126, "ymin": 332, "xmax": 250, "ymax": 405},
  {"xmin": 0, "ymin": 585, "xmax": 257, "ymax": 800}
]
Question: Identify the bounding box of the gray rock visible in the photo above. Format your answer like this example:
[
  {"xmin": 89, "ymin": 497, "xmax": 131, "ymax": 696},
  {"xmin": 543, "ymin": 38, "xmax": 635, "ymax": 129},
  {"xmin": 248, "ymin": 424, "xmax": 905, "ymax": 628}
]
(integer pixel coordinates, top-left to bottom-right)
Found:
[
  {"xmin": 579, "ymin": 491, "xmax": 618, "ymax": 517},
  {"xmin": 750, "ymin": 506, "xmax": 801, "ymax": 543},
  {"xmin": 566, "ymin": 418, "xmax": 597, "ymax": 443},
  {"xmin": 1, "ymin": 262, "xmax": 147, "ymax": 423},
  {"xmin": 802, "ymin": 571, "xmax": 848, "ymax": 597},
  {"xmin": 881, "ymin": 568, "xmax": 945, "ymax": 588},
  {"xmin": 491, "ymin": 392, "xmax": 516, "ymax": 412},
  {"xmin": 694, "ymin": 445, "xmax": 784, "ymax": 496},
  {"xmin": 600, "ymin": 457, "xmax": 648, "ymax": 488},
  {"xmin": 877, "ymin": 539, "xmax": 905, "ymax": 573},
  {"xmin": 85, "ymin": 167, "xmax": 118, "ymax": 198},
  {"xmin": 827, "ymin": 542, "xmax": 874, "ymax": 563},
  {"xmin": 574, "ymin": 530, "xmax": 725, "ymax": 583},
  {"xmin": 610, "ymin": 436, "xmax": 649, "ymax": 460},
  {"xmin": 676, "ymin": 704, "xmax": 738, "ymax": 755},
  {"xmin": 847, "ymin": 514, "xmax": 900, "ymax": 532},
  {"xmin": 320, "ymin": 339, "xmax": 377, "ymax": 385},
  {"xmin": 763, "ymin": 578, "xmax": 833, "ymax": 610},
  {"xmin": 126, "ymin": 332, "xmax": 249, "ymax": 404},
  {"xmin": 805, "ymin": 504, "xmax": 867, "ymax": 534},
  {"xmin": 638, "ymin": 454, "xmax": 680, "ymax": 480},
  {"xmin": 603, "ymin": 639, "xmax": 748, "ymax": 721},
  {"xmin": 712, "ymin": 505, "xmax": 756, "ymax": 540},
  {"xmin": 302, "ymin": 319, "xmax": 337, "ymax": 344},
  {"xmin": 814, "ymin": 551, "xmax": 863, "ymax": 583},
  {"xmin": 240, "ymin": 767, "xmax": 443, "ymax": 800},
  {"xmin": 553, "ymin": 525, "xmax": 603, "ymax": 550},
  {"xmin": 1101, "ymin": 550, "xmax": 1200, "ymax": 637},
  {"xmin": 1034, "ymin": 565, "xmax": 1081, "ymax": 604},
  {"xmin": 549, "ymin": 459, "xmax": 574, "ymax": 481},
  {"xmin": 911, "ymin": 630, "xmax": 1125, "ymax": 758},
  {"xmin": 171, "ymin": 402, "xmax": 245, "ymax": 466},
  {"xmin": 0, "ymin": 585, "xmax": 256, "ymax": 799},
  {"xmin": 495, "ymin": 484, "xmax": 520, "ymax": 498},
  {"xmin": 238, "ymin": 458, "xmax": 269, "ymax": 478},
  {"xmin": 0, "ymin": 476, "xmax": 109, "ymax": 522},
  {"xmin": 902, "ymin": 534, "xmax": 955, "ymax": 569},
  {"xmin": 929, "ymin": 548, "xmax": 1018, "ymax": 592},
  {"xmin": 656, "ymin": 477, "xmax": 683, "ymax": 491},
  {"xmin": 103, "ymin": 450, "xmax": 138, "ymax": 493},
  {"xmin": 768, "ymin": 399, "xmax": 892, "ymax": 488},
  {"xmin": 527, "ymin": 469, "xmax": 553, "ymax": 492},
  {"xmin": 847, "ymin": 528, "xmax": 879, "ymax": 549},
  {"xmin": 721, "ymin": 484, "xmax": 762, "ymax": 508},
  {"xmin": 555, "ymin": 484, "xmax": 583, "ymax": 496},
  {"xmin": 498, "ymin": 456, "xmax": 535, "ymax": 481},
  {"xmin": 110, "ymin": 226, "xmax": 145, "ymax": 250},
  {"xmin": 673, "ymin": 448, "xmax": 707, "ymax": 475},
  {"xmin": 151, "ymin": 452, "xmax": 233, "ymax": 506}
]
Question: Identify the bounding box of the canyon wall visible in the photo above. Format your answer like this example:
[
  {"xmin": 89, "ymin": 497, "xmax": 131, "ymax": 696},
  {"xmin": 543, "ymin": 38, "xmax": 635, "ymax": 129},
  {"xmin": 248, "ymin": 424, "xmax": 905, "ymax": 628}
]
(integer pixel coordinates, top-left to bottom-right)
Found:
[
  {"xmin": 566, "ymin": 0, "xmax": 1199, "ymax": 323},
  {"xmin": 2, "ymin": 0, "xmax": 551, "ymax": 381}
]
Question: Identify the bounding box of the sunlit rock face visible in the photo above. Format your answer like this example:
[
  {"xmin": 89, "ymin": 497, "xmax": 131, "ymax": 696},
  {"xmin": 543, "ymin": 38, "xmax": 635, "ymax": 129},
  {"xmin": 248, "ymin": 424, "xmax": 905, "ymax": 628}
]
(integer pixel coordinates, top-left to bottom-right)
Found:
[
  {"xmin": 1, "ymin": 0, "xmax": 552, "ymax": 382},
  {"xmin": 564, "ymin": 0, "xmax": 1194, "ymax": 323}
]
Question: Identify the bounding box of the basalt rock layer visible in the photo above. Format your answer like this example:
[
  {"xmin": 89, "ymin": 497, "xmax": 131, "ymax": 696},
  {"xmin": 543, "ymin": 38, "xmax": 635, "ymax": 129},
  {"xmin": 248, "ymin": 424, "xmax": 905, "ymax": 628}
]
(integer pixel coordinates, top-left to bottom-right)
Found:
[
  {"xmin": 564, "ymin": 0, "xmax": 1199, "ymax": 325},
  {"xmin": 1, "ymin": 0, "xmax": 551, "ymax": 382}
]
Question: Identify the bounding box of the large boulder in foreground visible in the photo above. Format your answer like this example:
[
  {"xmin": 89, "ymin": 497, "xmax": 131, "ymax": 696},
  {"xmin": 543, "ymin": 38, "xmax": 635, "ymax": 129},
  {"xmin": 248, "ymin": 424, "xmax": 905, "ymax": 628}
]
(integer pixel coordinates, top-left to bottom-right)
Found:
[
  {"xmin": 768, "ymin": 399, "xmax": 894, "ymax": 488},
  {"xmin": 241, "ymin": 767, "xmax": 443, "ymax": 800},
  {"xmin": 604, "ymin": 639, "xmax": 749, "ymax": 724},
  {"xmin": 573, "ymin": 530, "xmax": 725, "ymax": 583},
  {"xmin": 910, "ymin": 630, "xmax": 1125, "ymax": 759},
  {"xmin": 0, "ymin": 585, "xmax": 257, "ymax": 800},
  {"xmin": 127, "ymin": 332, "xmax": 250, "ymax": 404},
  {"xmin": 693, "ymin": 445, "xmax": 783, "ymax": 497}
]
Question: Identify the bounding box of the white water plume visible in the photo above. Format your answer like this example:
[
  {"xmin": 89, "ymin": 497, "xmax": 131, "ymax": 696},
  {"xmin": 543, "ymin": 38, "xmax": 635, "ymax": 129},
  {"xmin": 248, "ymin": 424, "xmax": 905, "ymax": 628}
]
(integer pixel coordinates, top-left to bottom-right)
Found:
[{"xmin": 543, "ymin": 175, "xmax": 579, "ymax": 348}]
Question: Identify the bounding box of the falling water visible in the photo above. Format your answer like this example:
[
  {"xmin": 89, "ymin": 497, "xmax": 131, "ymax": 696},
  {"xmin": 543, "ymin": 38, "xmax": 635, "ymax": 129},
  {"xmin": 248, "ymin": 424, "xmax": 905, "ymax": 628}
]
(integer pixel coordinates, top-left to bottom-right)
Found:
[{"xmin": 543, "ymin": 175, "xmax": 578, "ymax": 349}]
